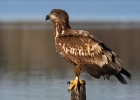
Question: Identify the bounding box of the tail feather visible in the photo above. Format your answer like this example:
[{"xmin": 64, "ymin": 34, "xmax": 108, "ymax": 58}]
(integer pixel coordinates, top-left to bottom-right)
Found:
[
  {"xmin": 115, "ymin": 73, "xmax": 127, "ymax": 84},
  {"xmin": 120, "ymin": 68, "xmax": 131, "ymax": 79},
  {"xmin": 115, "ymin": 68, "xmax": 131, "ymax": 84}
]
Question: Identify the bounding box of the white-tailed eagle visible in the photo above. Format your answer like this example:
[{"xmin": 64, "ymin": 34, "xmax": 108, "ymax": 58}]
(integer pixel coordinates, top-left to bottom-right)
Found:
[{"xmin": 46, "ymin": 9, "xmax": 131, "ymax": 91}]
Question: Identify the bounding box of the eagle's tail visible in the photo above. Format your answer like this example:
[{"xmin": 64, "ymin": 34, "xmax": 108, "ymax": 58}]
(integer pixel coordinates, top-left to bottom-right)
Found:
[
  {"xmin": 120, "ymin": 68, "xmax": 131, "ymax": 79},
  {"xmin": 115, "ymin": 68, "xmax": 131, "ymax": 84},
  {"xmin": 115, "ymin": 73, "xmax": 127, "ymax": 84}
]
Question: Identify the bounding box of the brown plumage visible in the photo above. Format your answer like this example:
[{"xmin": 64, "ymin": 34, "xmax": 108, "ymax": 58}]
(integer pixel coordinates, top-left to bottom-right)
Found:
[{"xmin": 46, "ymin": 9, "xmax": 131, "ymax": 90}]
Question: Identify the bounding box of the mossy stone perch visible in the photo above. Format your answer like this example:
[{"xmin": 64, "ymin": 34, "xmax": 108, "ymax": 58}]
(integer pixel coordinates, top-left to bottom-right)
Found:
[{"xmin": 69, "ymin": 80, "xmax": 86, "ymax": 100}]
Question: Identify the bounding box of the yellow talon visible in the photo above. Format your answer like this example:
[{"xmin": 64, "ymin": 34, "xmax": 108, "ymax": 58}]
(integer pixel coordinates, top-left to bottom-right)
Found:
[{"xmin": 68, "ymin": 76, "xmax": 84, "ymax": 91}]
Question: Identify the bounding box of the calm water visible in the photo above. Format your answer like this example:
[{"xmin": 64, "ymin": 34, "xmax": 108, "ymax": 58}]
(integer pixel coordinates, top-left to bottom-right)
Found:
[{"xmin": 0, "ymin": 69, "xmax": 139, "ymax": 100}]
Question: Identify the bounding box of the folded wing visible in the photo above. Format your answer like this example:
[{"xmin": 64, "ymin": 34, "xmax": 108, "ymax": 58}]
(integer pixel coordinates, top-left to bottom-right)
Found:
[{"xmin": 56, "ymin": 30, "xmax": 130, "ymax": 84}]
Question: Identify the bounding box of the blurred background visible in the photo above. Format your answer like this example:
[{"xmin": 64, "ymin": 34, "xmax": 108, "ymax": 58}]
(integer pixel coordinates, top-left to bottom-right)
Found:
[{"xmin": 0, "ymin": 0, "xmax": 140, "ymax": 100}]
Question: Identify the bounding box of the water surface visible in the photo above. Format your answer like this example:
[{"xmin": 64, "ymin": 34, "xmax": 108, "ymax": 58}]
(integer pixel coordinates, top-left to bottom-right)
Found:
[{"xmin": 0, "ymin": 69, "xmax": 139, "ymax": 100}]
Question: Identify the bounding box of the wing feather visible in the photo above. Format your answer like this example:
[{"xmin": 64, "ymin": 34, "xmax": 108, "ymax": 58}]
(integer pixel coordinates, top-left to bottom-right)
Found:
[{"xmin": 56, "ymin": 30, "xmax": 122, "ymax": 77}]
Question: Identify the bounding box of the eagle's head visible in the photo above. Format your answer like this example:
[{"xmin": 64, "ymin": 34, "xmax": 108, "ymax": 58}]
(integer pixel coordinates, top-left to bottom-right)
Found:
[{"xmin": 46, "ymin": 9, "xmax": 69, "ymax": 23}]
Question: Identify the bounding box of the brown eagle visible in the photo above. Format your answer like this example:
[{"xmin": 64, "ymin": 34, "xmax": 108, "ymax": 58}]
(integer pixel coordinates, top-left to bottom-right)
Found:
[{"xmin": 46, "ymin": 9, "xmax": 131, "ymax": 91}]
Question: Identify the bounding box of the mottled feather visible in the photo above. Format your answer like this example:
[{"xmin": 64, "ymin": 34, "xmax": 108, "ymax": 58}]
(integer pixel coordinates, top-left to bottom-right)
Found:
[{"xmin": 55, "ymin": 30, "xmax": 120, "ymax": 74}]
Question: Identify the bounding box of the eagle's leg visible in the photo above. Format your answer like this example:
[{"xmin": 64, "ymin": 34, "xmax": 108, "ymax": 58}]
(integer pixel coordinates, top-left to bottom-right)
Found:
[{"xmin": 68, "ymin": 66, "xmax": 83, "ymax": 91}]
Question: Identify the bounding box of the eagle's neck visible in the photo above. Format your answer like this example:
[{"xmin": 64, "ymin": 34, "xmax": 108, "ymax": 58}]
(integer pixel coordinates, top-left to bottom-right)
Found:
[{"xmin": 53, "ymin": 20, "xmax": 71, "ymax": 37}]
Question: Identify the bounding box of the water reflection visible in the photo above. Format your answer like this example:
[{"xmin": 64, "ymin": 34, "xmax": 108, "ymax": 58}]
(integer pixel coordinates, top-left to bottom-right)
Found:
[
  {"xmin": 0, "ymin": 22, "xmax": 140, "ymax": 100},
  {"xmin": 0, "ymin": 70, "xmax": 139, "ymax": 100}
]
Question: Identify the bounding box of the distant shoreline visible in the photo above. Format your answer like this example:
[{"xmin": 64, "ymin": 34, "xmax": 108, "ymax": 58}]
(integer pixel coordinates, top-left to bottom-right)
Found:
[{"xmin": 1, "ymin": 21, "xmax": 140, "ymax": 30}]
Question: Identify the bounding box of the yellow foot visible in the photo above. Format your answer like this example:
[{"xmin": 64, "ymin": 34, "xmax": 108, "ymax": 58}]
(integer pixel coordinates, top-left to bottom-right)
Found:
[{"xmin": 67, "ymin": 76, "xmax": 84, "ymax": 92}]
